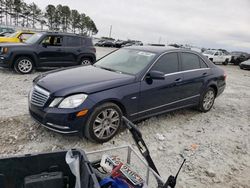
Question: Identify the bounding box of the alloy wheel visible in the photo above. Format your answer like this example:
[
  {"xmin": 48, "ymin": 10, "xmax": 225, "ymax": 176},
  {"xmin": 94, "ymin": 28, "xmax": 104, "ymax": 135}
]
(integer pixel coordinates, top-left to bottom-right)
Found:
[
  {"xmin": 93, "ymin": 108, "xmax": 120, "ymax": 139},
  {"xmin": 81, "ymin": 59, "xmax": 91, "ymax": 65},
  {"xmin": 203, "ymin": 90, "xmax": 215, "ymax": 111},
  {"xmin": 18, "ymin": 59, "xmax": 33, "ymax": 73}
]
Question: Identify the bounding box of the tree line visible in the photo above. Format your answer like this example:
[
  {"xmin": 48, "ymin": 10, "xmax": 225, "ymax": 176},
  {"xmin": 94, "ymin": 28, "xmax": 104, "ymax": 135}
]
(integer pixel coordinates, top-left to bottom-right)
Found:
[{"xmin": 0, "ymin": 0, "xmax": 98, "ymax": 35}]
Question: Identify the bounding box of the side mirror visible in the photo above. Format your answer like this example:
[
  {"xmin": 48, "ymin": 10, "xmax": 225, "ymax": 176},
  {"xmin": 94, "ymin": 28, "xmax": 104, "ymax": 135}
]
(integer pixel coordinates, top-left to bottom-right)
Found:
[
  {"xmin": 42, "ymin": 43, "xmax": 47, "ymax": 48},
  {"xmin": 146, "ymin": 70, "xmax": 165, "ymax": 80}
]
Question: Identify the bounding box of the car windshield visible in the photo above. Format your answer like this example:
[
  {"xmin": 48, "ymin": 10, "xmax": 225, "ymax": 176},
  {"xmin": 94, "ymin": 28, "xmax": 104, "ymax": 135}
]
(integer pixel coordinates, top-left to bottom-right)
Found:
[
  {"xmin": 25, "ymin": 33, "xmax": 43, "ymax": 44},
  {"xmin": 204, "ymin": 50, "xmax": 215, "ymax": 55},
  {"xmin": 94, "ymin": 48, "xmax": 156, "ymax": 75}
]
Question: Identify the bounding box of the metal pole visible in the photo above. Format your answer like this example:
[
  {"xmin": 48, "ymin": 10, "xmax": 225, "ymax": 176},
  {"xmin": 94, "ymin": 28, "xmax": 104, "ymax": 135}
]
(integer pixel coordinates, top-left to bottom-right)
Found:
[{"xmin": 109, "ymin": 25, "xmax": 112, "ymax": 38}]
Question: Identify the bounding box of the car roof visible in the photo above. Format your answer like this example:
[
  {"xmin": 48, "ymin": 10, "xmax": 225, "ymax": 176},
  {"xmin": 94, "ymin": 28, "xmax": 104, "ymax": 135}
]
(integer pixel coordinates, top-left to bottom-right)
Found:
[
  {"xmin": 39, "ymin": 32, "xmax": 90, "ymax": 38},
  {"xmin": 125, "ymin": 45, "xmax": 178, "ymax": 54},
  {"xmin": 125, "ymin": 45, "xmax": 200, "ymax": 55}
]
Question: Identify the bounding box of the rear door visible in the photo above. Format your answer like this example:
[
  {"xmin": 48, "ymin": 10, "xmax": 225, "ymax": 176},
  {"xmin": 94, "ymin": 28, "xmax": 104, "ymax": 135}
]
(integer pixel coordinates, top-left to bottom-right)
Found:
[
  {"xmin": 179, "ymin": 52, "xmax": 211, "ymax": 104},
  {"xmin": 63, "ymin": 36, "xmax": 83, "ymax": 65}
]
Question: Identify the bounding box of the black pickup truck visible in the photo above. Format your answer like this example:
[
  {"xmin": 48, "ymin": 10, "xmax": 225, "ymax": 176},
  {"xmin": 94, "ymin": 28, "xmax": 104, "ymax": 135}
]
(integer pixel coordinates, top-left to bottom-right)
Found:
[{"xmin": 0, "ymin": 32, "xmax": 96, "ymax": 74}]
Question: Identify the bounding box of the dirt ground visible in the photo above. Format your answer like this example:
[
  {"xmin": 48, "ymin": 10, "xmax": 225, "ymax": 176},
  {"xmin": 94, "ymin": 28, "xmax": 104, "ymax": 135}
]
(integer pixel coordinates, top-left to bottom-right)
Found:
[{"xmin": 0, "ymin": 47, "xmax": 249, "ymax": 188}]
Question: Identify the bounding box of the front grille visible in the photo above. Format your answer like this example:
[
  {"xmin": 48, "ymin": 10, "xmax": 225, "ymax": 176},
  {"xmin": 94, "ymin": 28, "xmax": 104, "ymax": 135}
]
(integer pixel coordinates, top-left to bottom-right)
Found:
[{"xmin": 30, "ymin": 85, "xmax": 50, "ymax": 107}]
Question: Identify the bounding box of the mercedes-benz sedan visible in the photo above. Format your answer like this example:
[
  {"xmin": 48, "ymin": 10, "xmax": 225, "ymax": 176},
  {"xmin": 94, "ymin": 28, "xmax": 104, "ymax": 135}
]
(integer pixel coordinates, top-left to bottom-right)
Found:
[{"xmin": 29, "ymin": 46, "xmax": 226, "ymax": 143}]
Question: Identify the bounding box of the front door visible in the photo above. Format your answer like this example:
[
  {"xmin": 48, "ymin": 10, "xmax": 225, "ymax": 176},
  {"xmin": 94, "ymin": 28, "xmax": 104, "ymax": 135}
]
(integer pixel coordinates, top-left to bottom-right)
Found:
[
  {"xmin": 37, "ymin": 35, "xmax": 67, "ymax": 67},
  {"xmin": 135, "ymin": 52, "xmax": 184, "ymax": 118}
]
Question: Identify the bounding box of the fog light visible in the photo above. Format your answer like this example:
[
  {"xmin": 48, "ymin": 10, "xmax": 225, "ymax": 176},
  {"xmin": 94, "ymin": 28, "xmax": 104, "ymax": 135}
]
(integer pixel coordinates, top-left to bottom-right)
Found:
[{"xmin": 76, "ymin": 109, "xmax": 88, "ymax": 117}]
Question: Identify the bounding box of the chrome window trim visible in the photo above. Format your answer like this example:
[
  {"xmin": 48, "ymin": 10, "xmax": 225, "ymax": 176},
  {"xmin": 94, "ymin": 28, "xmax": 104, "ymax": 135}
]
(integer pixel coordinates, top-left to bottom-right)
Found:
[
  {"xmin": 164, "ymin": 68, "xmax": 210, "ymax": 77},
  {"xmin": 141, "ymin": 50, "xmax": 210, "ymax": 81},
  {"xmin": 130, "ymin": 94, "xmax": 200, "ymax": 116}
]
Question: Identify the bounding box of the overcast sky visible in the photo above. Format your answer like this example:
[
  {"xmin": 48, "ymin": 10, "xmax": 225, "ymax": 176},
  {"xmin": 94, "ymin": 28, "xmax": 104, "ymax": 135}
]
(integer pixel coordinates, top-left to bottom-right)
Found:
[{"xmin": 25, "ymin": 0, "xmax": 250, "ymax": 52}]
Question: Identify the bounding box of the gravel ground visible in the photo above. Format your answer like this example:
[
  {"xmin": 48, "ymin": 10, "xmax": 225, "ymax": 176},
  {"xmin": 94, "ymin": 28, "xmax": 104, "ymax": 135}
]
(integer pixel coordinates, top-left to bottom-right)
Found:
[{"xmin": 0, "ymin": 47, "xmax": 249, "ymax": 187}]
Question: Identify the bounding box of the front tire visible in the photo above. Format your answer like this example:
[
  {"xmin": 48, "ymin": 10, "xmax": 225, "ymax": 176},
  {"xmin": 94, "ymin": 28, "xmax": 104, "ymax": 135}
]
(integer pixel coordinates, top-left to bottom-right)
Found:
[
  {"xmin": 222, "ymin": 59, "xmax": 229, "ymax": 65},
  {"xmin": 14, "ymin": 57, "xmax": 34, "ymax": 74},
  {"xmin": 84, "ymin": 103, "xmax": 122, "ymax": 143},
  {"xmin": 198, "ymin": 87, "xmax": 216, "ymax": 112}
]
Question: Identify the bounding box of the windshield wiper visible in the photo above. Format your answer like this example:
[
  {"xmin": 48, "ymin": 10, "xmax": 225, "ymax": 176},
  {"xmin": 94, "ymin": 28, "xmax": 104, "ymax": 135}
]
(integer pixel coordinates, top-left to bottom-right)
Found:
[{"xmin": 97, "ymin": 66, "xmax": 123, "ymax": 74}]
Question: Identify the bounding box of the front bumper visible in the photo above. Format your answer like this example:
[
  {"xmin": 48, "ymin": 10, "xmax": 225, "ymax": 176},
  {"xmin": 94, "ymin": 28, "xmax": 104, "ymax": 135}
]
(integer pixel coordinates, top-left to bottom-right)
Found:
[
  {"xmin": 29, "ymin": 102, "xmax": 92, "ymax": 135},
  {"xmin": 217, "ymin": 83, "xmax": 226, "ymax": 97},
  {"xmin": 0, "ymin": 55, "xmax": 11, "ymax": 68}
]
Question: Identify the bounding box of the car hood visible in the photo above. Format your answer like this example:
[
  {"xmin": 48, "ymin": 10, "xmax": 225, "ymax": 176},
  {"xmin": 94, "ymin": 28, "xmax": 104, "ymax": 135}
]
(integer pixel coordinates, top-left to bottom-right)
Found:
[{"xmin": 35, "ymin": 65, "xmax": 136, "ymax": 96}]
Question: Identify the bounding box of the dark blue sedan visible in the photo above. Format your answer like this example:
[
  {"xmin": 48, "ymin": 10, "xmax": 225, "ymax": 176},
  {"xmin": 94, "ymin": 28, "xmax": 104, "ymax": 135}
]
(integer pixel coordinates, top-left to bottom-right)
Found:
[{"xmin": 29, "ymin": 46, "xmax": 226, "ymax": 143}]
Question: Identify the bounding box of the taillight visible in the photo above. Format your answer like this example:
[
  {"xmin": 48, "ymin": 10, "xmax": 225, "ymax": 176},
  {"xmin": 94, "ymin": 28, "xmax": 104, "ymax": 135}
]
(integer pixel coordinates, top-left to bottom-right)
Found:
[
  {"xmin": 223, "ymin": 73, "xmax": 227, "ymax": 80},
  {"xmin": 91, "ymin": 47, "xmax": 96, "ymax": 53}
]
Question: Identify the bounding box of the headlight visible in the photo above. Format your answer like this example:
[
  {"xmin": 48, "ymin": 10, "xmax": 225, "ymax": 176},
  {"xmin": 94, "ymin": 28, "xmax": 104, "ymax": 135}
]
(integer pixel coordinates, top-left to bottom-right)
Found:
[{"xmin": 49, "ymin": 94, "xmax": 88, "ymax": 108}]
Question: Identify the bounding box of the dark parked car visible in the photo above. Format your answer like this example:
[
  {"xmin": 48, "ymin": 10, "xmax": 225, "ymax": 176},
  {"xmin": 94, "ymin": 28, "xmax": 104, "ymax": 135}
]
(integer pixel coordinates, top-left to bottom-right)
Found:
[
  {"xmin": 0, "ymin": 32, "xmax": 96, "ymax": 74},
  {"xmin": 0, "ymin": 26, "xmax": 15, "ymax": 33},
  {"xmin": 122, "ymin": 41, "xmax": 143, "ymax": 47},
  {"xmin": 0, "ymin": 31, "xmax": 14, "ymax": 36},
  {"xmin": 239, "ymin": 59, "xmax": 250, "ymax": 70},
  {"xmin": 95, "ymin": 40, "xmax": 115, "ymax": 47},
  {"xmin": 230, "ymin": 51, "xmax": 250, "ymax": 65},
  {"xmin": 29, "ymin": 46, "xmax": 226, "ymax": 143},
  {"xmin": 113, "ymin": 40, "xmax": 128, "ymax": 48}
]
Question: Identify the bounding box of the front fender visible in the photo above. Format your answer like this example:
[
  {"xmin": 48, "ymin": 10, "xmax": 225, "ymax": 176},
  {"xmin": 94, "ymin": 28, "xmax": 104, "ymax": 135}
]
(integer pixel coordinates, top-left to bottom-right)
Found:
[
  {"xmin": 9, "ymin": 52, "xmax": 38, "ymax": 66},
  {"xmin": 88, "ymin": 82, "xmax": 140, "ymax": 117}
]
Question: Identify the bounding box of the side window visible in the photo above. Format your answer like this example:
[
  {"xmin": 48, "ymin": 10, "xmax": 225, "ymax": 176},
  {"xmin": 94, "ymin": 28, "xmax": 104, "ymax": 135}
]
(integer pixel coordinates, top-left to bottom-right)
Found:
[
  {"xmin": 41, "ymin": 36, "xmax": 63, "ymax": 46},
  {"xmin": 66, "ymin": 36, "xmax": 81, "ymax": 46},
  {"xmin": 19, "ymin": 33, "xmax": 33, "ymax": 41},
  {"xmin": 199, "ymin": 58, "xmax": 208, "ymax": 68},
  {"xmin": 151, "ymin": 53, "xmax": 179, "ymax": 74},
  {"xmin": 214, "ymin": 52, "xmax": 219, "ymax": 56},
  {"xmin": 181, "ymin": 53, "xmax": 200, "ymax": 71}
]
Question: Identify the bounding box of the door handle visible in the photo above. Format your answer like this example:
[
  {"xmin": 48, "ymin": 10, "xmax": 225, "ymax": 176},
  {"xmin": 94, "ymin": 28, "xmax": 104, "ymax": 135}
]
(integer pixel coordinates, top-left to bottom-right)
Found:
[
  {"xmin": 175, "ymin": 78, "xmax": 182, "ymax": 82},
  {"xmin": 202, "ymin": 72, "xmax": 208, "ymax": 76},
  {"xmin": 56, "ymin": 49, "xmax": 62, "ymax": 52}
]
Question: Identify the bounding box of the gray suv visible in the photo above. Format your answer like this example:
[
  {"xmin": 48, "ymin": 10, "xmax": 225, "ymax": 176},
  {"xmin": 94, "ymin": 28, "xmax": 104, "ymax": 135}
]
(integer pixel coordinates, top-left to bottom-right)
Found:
[{"xmin": 0, "ymin": 32, "xmax": 96, "ymax": 74}]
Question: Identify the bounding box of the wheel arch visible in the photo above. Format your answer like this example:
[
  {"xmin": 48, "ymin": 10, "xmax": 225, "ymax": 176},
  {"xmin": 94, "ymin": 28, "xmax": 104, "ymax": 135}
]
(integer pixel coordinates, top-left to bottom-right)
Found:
[
  {"xmin": 91, "ymin": 99, "xmax": 128, "ymax": 116},
  {"xmin": 11, "ymin": 53, "xmax": 37, "ymax": 68},
  {"xmin": 208, "ymin": 84, "xmax": 218, "ymax": 97},
  {"xmin": 77, "ymin": 53, "xmax": 96, "ymax": 64}
]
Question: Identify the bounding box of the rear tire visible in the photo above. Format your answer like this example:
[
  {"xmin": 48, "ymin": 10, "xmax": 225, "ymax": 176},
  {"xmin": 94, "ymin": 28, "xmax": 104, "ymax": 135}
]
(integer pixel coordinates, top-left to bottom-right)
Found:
[
  {"xmin": 198, "ymin": 87, "xmax": 216, "ymax": 112},
  {"xmin": 84, "ymin": 103, "xmax": 123, "ymax": 143},
  {"xmin": 80, "ymin": 57, "xmax": 93, "ymax": 65},
  {"xmin": 14, "ymin": 57, "xmax": 34, "ymax": 74}
]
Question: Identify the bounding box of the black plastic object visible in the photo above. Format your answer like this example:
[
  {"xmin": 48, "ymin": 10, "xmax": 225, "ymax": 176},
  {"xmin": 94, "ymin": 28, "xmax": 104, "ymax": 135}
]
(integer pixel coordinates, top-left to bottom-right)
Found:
[
  {"xmin": 24, "ymin": 171, "xmax": 64, "ymax": 188},
  {"xmin": 0, "ymin": 149, "xmax": 100, "ymax": 188},
  {"xmin": 163, "ymin": 159, "xmax": 186, "ymax": 188},
  {"xmin": 122, "ymin": 116, "xmax": 159, "ymax": 175}
]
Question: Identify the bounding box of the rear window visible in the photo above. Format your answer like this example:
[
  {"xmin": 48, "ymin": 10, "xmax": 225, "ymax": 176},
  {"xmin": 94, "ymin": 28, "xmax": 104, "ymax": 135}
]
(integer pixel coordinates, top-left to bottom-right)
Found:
[
  {"xmin": 200, "ymin": 59, "xmax": 208, "ymax": 68},
  {"xmin": 181, "ymin": 53, "xmax": 200, "ymax": 71},
  {"xmin": 66, "ymin": 36, "xmax": 82, "ymax": 46}
]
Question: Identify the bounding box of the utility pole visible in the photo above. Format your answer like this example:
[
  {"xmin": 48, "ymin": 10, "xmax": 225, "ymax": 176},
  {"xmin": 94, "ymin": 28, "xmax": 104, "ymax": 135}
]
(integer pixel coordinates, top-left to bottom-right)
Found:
[
  {"xmin": 109, "ymin": 25, "xmax": 112, "ymax": 38},
  {"xmin": 158, "ymin": 37, "xmax": 162, "ymax": 44}
]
